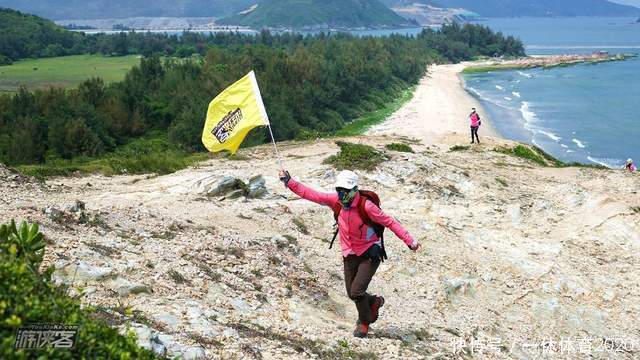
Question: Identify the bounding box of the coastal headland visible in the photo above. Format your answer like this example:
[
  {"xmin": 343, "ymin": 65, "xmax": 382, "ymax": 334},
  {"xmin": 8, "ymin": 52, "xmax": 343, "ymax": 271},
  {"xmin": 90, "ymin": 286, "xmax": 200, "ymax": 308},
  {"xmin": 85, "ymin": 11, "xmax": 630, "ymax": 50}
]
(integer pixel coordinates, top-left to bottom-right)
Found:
[{"xmin": 2, "ymin": 54, "xmax": 639, "ymax": 359}]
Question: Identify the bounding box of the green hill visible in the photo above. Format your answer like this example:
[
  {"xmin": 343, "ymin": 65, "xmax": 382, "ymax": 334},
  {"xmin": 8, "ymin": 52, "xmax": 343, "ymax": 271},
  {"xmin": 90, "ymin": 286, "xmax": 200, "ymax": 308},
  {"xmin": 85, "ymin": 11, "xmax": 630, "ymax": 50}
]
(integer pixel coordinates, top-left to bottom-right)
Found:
[
  {"xmin": 0, "ymin": 8, "xmax": 82, "ymax": 64},
  {"xmin": 219, "ymin": 0, "xmax": 413, "ymax": 29},
  {"xmin": 382, "ymin": 0, "xmax": 639, "ymax": 17},
  {"xmin": 0, "ymin": 0, "xmax": 254, "ymax": 20}
]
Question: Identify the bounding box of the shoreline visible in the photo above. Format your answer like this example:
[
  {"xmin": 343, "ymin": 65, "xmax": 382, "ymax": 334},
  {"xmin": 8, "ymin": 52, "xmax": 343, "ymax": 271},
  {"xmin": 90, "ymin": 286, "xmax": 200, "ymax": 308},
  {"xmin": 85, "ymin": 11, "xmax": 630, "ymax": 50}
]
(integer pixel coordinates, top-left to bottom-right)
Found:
[
  {"xmin": 456, "ymin": 55, "xmax": 640, "ymax": 169},
  {"xmin": 368, "ymin": 63, "xmax": 500, "ymax": 146}
]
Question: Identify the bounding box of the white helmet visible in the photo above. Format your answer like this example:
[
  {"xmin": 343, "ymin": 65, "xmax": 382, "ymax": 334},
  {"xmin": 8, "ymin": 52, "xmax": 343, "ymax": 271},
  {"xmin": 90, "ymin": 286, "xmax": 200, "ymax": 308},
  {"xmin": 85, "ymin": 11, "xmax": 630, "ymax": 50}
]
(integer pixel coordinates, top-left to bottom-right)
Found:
[
  {"xmin": 628, "ymin": 158, "xmax": 634, "ymax": 164},
  {"xmin": 335, "ymin": 170, "xmax": 358, "ymax": 190}
]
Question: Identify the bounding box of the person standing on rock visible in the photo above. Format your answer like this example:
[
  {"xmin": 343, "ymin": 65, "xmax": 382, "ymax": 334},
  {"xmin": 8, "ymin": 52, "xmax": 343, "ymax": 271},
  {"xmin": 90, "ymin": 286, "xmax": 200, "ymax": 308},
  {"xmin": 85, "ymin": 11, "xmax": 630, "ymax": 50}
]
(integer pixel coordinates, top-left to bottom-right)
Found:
[
  {"xmin": 278, "ymin": 169, "xmax": 421, "ymax": 338},
  {"xmin": 470, "ymin": 108, "xmax": 481, "ymax": 144}
]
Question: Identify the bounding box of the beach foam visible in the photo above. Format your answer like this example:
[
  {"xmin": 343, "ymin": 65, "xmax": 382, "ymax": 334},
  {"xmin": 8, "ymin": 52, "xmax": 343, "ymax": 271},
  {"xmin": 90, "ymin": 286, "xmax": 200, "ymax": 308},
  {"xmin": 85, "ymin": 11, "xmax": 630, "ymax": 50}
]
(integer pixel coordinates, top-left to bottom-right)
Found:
[
  {"xmin": 496, "ymin": 85, "xmax": 505, "ymax": 91},
  {"xmin": 572, "ymin": 138, "xmax": 586, "ymax": 149},
  {"xmin": 587, "ymin": 156, "xmax": 621, "ymax": 168},
  {"xmin": 517, "ymin": 71, "xmax": 533, "ymax": 79},
  {"xmin": 512, "ymin": 92, "xmax": 521, "ymax": 98},
  {"xmin": 504, "ymin": 97, "xmax": 512, "ymax": 101},
  {"xmin": 520, "ymin": 102, "xmax": 537, "ymax": 125},
  {"xmin": 539, "ymin": 130, "xmax": 561, "ymax": 142}
]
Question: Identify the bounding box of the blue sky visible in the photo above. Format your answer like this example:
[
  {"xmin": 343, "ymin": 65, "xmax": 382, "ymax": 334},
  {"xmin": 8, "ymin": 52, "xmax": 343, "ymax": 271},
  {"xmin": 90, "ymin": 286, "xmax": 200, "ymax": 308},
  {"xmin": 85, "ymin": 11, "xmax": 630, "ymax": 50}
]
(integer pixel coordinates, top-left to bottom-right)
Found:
[{"xmin": 609, "ymin": 0, "xmax": 640, "ymax": 7}]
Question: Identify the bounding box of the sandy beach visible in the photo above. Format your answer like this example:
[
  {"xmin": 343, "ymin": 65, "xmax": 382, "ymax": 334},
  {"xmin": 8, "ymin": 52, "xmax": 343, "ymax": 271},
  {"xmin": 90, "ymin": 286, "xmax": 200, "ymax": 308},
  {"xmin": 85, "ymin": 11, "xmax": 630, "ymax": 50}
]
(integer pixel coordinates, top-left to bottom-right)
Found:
[{"xmin": 369, "ymin": 63, "xmax": 498, "ymax": 145}]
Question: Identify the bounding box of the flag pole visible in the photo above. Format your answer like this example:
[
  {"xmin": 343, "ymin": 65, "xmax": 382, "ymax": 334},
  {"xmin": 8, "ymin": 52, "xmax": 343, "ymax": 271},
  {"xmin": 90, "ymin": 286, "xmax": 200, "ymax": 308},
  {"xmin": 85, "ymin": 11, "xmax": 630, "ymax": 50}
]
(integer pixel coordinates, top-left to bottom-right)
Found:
[
  {"xmin": 266, "ymin": 123, "xmax": 284, "ymax": 170},
  {"xmin": 247, "ymin": 70, "xmax": 284, "ymax": 169}
]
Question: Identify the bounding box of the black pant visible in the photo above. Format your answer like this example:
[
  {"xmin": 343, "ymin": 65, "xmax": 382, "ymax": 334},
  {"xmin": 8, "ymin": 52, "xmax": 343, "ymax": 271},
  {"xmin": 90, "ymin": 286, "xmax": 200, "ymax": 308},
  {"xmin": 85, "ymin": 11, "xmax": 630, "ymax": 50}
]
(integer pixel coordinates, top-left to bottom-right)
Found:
[
  {"xmin": 471, "ymin": 126, "xmax": 480, "ymax": 143},
  {"xmin": 343, "ymin": 254, "xmax": 380, "ymax": 325}
]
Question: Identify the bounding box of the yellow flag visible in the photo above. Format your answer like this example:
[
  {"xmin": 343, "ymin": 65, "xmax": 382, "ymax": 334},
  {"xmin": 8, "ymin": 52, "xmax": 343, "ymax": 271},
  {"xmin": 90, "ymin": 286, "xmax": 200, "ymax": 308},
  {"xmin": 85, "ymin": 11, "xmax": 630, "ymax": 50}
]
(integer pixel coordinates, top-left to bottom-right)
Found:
[{"xmin": 202, "ymin": 71, "xmax": 270, "ymax": 154}]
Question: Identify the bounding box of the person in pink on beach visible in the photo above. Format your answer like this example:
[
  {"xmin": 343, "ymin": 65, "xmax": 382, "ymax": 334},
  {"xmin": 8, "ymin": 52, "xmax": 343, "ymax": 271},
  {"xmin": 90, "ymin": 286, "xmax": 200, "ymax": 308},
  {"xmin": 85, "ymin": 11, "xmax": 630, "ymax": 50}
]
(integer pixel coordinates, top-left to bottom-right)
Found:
[
  {"xmin": 278, "ymin": 169, "xmax": 421, "ymax": 338},
  {"xmin": 470, "ymin": 107, "xmax": 482, "ymax": 144},
  {"xmin": 625, "ymin": 159, "xmax": 637, "ymax": 172}
]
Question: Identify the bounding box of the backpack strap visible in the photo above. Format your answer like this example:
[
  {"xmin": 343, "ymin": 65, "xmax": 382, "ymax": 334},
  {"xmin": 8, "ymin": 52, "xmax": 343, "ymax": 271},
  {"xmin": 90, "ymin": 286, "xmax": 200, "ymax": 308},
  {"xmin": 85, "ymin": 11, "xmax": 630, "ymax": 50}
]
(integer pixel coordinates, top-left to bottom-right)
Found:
[{"xmin": 329, "ymin": 203, "xmax": 341, "ymax": 249}]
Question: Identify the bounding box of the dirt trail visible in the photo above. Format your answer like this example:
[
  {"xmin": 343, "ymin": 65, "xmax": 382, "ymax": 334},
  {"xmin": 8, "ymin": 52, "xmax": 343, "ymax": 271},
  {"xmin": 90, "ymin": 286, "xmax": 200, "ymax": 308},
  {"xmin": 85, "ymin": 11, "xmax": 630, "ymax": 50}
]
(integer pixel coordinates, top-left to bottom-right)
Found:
[{"xmin": 2, "ymin": 70, "xmax": 640, "ymax": 359}]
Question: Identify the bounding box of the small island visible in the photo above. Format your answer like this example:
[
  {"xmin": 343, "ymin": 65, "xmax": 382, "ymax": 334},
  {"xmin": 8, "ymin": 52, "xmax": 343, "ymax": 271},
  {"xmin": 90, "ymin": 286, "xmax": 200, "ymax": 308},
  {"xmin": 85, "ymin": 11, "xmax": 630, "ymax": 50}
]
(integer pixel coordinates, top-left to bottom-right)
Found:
[{"xmin": 463, "ymin": 52, "xmax": 633, "ymax": 73}]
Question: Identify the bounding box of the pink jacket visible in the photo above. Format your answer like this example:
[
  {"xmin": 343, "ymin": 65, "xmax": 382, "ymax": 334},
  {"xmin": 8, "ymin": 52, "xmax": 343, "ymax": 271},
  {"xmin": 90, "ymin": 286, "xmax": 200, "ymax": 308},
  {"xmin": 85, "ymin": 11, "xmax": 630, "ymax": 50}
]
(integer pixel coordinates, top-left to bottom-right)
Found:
[
  {"xmin": 287, "ymin": 178, "xmax": 416, "ymax": 257},
  {"xmin": 470, "ymin": 113, "xmax": 480, "ymax": 127}
]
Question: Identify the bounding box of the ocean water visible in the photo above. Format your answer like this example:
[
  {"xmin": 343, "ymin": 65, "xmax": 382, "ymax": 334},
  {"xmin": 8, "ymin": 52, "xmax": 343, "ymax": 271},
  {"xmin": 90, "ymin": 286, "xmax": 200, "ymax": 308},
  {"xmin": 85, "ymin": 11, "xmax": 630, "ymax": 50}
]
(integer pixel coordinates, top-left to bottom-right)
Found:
[{"xmin": 464, "ymin": 17, "xmax": 640, "ymax": 167}]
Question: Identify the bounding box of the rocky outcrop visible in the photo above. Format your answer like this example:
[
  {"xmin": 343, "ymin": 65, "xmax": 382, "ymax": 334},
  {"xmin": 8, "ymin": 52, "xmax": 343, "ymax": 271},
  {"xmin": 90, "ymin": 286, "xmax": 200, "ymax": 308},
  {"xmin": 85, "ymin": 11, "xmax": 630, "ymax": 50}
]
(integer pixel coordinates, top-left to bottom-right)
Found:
[
  {"xmin": 196, "ymin": 174, "xmax": 268, "ymax": 200},
  {"xmin": 3, "ymin": 136, "xmax": 640, "ymax": 359}
]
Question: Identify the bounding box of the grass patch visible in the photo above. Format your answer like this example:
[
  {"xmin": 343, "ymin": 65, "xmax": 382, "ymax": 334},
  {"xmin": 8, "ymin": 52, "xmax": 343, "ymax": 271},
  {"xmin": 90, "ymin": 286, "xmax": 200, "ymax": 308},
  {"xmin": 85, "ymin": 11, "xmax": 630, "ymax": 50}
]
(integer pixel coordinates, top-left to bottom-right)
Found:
[
  {"xmin": 494, "ymin": 144, "xmax": 608, "ymax": 169},
  {"xmin": 498, "ymin": 145, "xmax": 548, "ymax": 166},
  {"xmin": 323, "ymin": 141, "xmax": 386, "ymax": 171},
  {"xmin": 462, "ymin": 64, "xmax": 529, "ymax": 74},
  {"xmin": 17, "ymin": 132, "xmax": 208, "ymax": 178},
  {"xmin": 167, "ymin": 269, "xmax": 190, "ymax": 285},
  {"xmin": 292, "ymin": 217, "xmax": 309, "ymax": 234},
  {"xmin": 268, "ymin": 255, "xmax": 281, "ymax": 266},
  {"xmin": 449, "ymin": 145, "xmax": 470, "ymax": 152},
  {"xmin": 495, "ymin": 178, "xmax": 508, "ymax": 187},
  {"xmin": 0, "ymin": 54, "xmax": 141, "ymax": 93},
  {"xmin": 335, "ymin": 86, "xmax": 415, "ymax": 137},
  {"xmin": 385, "ymin": 143, "xmax": 414, "ymax": 153}
]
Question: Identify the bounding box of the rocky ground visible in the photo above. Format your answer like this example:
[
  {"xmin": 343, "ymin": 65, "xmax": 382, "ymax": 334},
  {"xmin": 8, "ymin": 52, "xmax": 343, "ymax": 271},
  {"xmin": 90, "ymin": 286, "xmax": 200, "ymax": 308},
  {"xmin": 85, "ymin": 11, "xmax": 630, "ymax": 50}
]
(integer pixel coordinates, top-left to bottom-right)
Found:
[
  {"xmin": 466, "ymin": 53, "xmax": 630, "ymax": 72},
  {"xmin": 2, "ymin": 132, "xmax": 640, "ymax": 359}
]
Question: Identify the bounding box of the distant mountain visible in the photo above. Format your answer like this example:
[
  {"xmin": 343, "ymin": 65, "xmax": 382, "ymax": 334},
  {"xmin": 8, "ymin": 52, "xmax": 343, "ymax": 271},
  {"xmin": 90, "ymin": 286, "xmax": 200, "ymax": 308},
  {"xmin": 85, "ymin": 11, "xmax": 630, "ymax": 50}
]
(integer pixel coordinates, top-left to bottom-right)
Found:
[
  {"xmin": 0, "ymin": 0, "xmax": 254, "ymax": 20},
  {"xmin": 382, "ymin": 0, "xmax": 640, "ymax": 17},
  {"xmin": 219, "ymin": 0, "xmax": 413, "ymax": 29}
]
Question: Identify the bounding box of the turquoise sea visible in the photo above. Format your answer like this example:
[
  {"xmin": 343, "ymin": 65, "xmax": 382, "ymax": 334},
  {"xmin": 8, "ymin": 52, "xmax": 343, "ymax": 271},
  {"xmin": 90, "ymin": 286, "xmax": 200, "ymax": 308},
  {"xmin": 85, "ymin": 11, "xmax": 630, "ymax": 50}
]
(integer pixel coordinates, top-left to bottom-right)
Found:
[{"xmin": 464, "ymin": 17, "xmax": 640, "ymax": 167}]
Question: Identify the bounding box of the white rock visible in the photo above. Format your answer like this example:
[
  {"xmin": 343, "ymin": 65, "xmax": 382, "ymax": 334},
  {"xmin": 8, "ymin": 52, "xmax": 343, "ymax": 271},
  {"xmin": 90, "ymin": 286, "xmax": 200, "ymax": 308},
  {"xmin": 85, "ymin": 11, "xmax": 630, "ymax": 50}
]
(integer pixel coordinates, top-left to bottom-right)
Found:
[
  {"xmin": 74, "ymin": 261, "xmax": 114, "ymax": 281},
  {"xmin": 111, "ymin": 276, "xmax": 152, "ymax": 296},
  {"xmin": 223, "ymin": 327, "xmax": 240, "ymax": 339},
  {"xmin": 155, "ymin": 313, "xmax": 181, "ymax": 332},
  {"xmin": 180, "ymin": 347, "xmax": 206, "ymax": 360}
]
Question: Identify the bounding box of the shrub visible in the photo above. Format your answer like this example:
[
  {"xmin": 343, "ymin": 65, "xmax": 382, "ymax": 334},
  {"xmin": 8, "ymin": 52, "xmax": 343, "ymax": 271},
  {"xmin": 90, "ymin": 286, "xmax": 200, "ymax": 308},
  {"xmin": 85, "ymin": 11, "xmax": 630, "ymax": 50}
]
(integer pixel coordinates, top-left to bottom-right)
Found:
[
  {"xmin": 449, "ymin": 145, "xmax": 470, "ymax": 152},
  {"xmin": 323, "ymin": 141, "xmax": 386, "ymax": 171},
  {"xmin": 494, "ymin": 144, "xmax": 609, "ymax": 169},
  {"xmin": 495, "ymin": 178, "xmax": 508, "ymax": 187},
  {"xmin": 385, "ymin": 143, "xmax": 414, "ymax": 153},
  {"xmin": 17, "ymin": 133, "xmax": 208, "ymax": 178},
  {"xmin": 0, "ymin": 220, "xmax": 160, "ymax": 359},
  {"xmin": 292, "ymin": 217, "xmax": 309, "ymax": 235},
  {"xmin": 495, "ymin": 145, "xmax": 548, "ymax": 166}
]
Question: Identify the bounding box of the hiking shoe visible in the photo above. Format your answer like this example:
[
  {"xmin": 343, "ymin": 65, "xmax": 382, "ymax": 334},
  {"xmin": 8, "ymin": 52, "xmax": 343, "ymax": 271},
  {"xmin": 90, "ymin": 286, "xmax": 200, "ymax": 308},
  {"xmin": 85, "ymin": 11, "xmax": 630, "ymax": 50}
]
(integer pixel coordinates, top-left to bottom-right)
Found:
[
  {"xmin": 353, "ymin": 321, "xmax": 369, "ymax": 338},
  {"xmin": 370, "ymin": 296, "xmax": 385, "ymax": 324}
]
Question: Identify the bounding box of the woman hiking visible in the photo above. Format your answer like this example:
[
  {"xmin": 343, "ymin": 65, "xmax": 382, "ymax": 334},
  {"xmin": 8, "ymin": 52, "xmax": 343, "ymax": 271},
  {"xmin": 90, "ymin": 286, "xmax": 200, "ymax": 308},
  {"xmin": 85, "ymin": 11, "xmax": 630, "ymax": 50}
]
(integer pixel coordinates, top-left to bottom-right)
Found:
[
  {"xmin": 279, "ymin": 169, "xmax": 421, "ymax": 338},
  {"xmin": 470, "ymin": 108, "xmax": 481, "ymax": 144}
]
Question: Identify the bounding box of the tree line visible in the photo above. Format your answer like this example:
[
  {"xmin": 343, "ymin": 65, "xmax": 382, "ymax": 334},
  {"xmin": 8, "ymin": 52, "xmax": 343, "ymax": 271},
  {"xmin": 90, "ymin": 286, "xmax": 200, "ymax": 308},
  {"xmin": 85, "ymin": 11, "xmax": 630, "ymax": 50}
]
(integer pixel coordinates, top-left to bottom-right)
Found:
[{"xmin": 0, "ymin": 22, "xmax": 525, "ymax": 166}]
